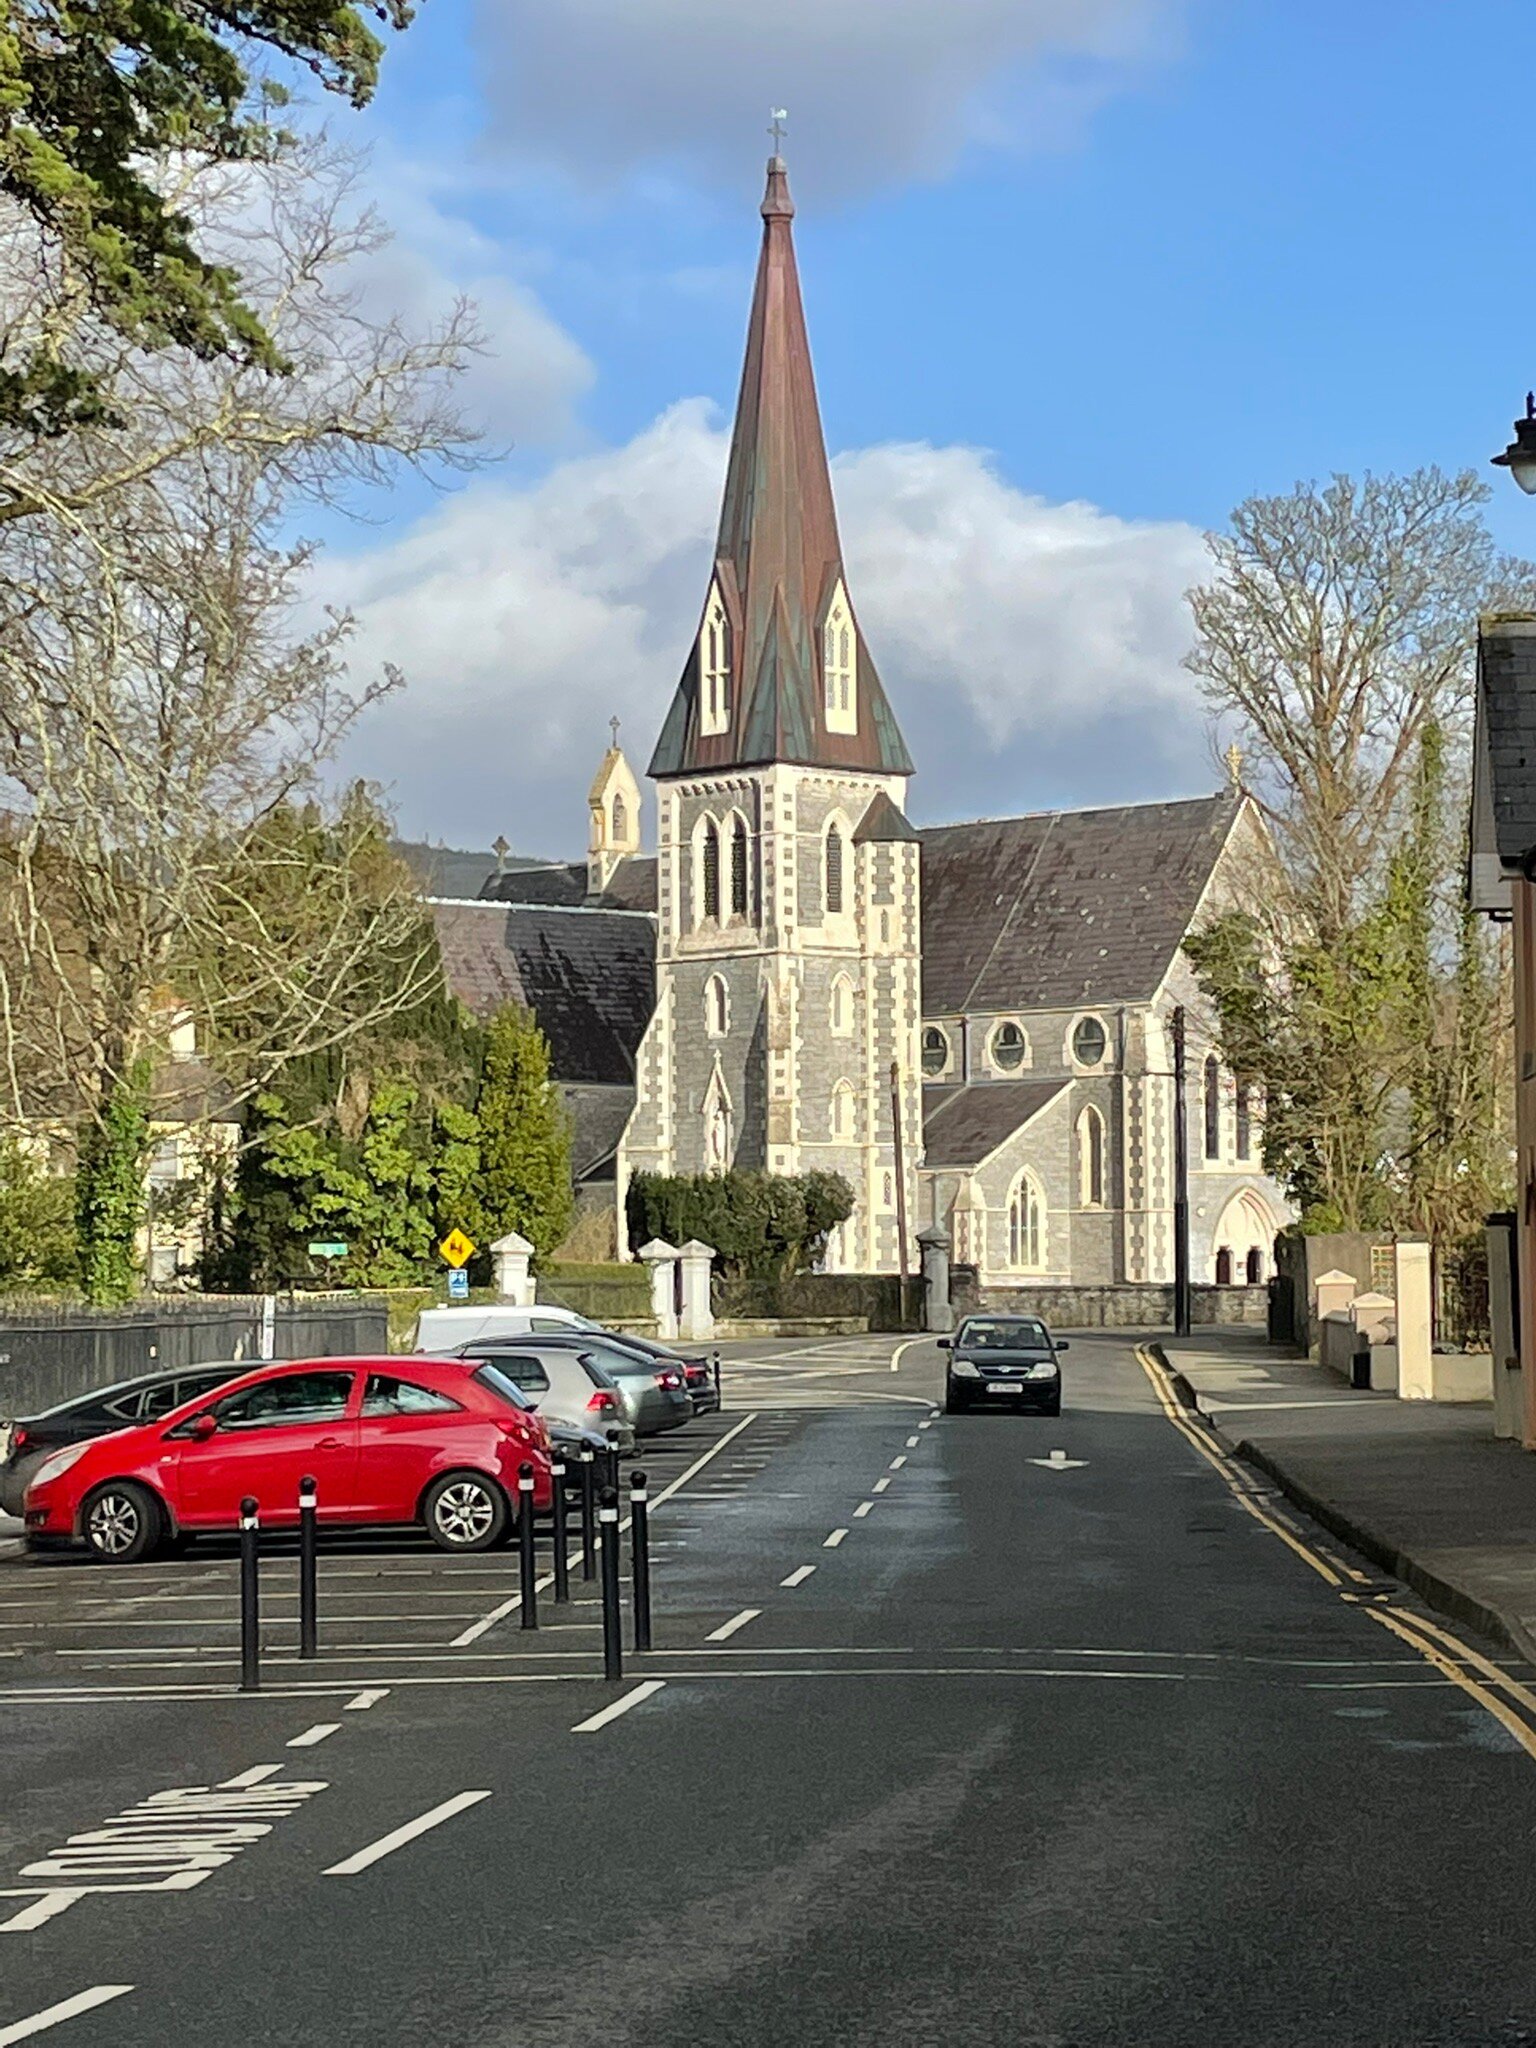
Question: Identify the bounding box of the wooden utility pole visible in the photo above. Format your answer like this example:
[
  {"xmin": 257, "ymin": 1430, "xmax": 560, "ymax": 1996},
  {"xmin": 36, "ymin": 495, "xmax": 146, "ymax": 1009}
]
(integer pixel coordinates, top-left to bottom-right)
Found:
[
  {"xmin": 890, "ymin": 1059, "xmax": 910, "ymax": 1283},
  {"xmin": 1172, "ymin": 1005, "xmax": 1192, "ymax": 1337}
]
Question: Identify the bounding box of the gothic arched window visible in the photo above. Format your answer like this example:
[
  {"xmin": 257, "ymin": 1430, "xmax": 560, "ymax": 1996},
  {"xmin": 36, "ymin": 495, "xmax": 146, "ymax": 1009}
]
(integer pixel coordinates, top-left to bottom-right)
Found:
[
  {"xmin": 830, "ymin": 974, "xmax": 854, "ymax": 1036},
  {"xmin": 610, "ymin": 791, "xmax": 627, "ymax": 843},
  {"xmin": 825, "ymin": 826, "xmax": 844, "ymax": 916},
  {"xmin": 702, "ymin": 821, "xmax": 721, "ymax": 922},
  {"xmin": 1077, "ymin": 1105, "xmax": 1105, "ymax": 1208},
  {"xmin": 705, "ymin": 975, "xmax": 728, "ymax": 1038},
  {"xmin": 1007, "ymin": 1172, "xmax": 1045, "ymax": 1271},
  {"xmin": 701, "ymin": 589, "xmax": 731, "ymax": 736},
  {"xmin": 1203, "ymin": 1055, "xmax": 1221, "ymax": 1161},
  {"xmin": 824, "ymin": 584, "xmax": 856, "ymax": 731},
  {"xmin": 730, "ymin": 816, "xmax": 749, "ymax": 916}
]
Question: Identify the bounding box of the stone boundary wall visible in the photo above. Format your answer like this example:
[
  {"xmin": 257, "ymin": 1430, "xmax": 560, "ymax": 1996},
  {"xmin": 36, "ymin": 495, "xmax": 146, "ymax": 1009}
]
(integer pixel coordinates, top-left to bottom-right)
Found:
[{"xmin": 950, "ymin": 1268, "xmax": 1268, "ymax": 1330}]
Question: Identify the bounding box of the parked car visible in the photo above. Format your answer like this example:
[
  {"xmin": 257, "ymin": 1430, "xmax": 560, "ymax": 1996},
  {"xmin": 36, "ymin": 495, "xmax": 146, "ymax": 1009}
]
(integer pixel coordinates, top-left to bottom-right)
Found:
[
  {"xmin": 415, "ymin": 1304, "xmax": 594, "ymax": 1352},
  {"xmin": 451, "ymin": 1346, "xmax": 638, "ymax": 1454},
  {"xmin": 23, "ymin": 1356, "xmax": 553, "ymax": 1563},
  {"xmin": 449, "ymin": 1333, "xmax": 692, "ymax": 1438},
  {"xmin": 939, "ymin": 1316, "xmax": 1068, "ymax": 1415},
  {"xmin": 1, "ymin": 1359, "xmax": 253, "ymax": 1516},
  {"xmin": 597, "ymin": 1331, "xmax": 720, "ymax": 1415}
]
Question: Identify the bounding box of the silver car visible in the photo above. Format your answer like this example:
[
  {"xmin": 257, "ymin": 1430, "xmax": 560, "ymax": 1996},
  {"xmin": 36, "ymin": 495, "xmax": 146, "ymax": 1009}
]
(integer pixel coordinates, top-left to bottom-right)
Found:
[{"xmin": 441, "ymin": 1343, "xmax": 639, "ymax": 1453}]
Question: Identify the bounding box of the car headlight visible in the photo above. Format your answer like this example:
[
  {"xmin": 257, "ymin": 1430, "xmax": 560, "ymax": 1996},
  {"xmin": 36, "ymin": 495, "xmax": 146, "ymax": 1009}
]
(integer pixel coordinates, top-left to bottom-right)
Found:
[
  {"xmin": 951, "ymin": 1360, "xmax": 980, "ymax": 1378},
  {"xmin": 1025, "ymin": 1362, "xmax": 1058, "ymax": 1380},
  {"xmin": 29, "ymin": 1442, "xmax": 91, "ymax": 1490}
]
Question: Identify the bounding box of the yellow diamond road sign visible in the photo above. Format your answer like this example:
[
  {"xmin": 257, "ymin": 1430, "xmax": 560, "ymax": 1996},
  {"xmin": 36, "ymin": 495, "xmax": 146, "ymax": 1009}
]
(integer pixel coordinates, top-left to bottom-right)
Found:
[{"xmin": 439, "ymin": 1228, "xmax": 476, "ymax": 1269}]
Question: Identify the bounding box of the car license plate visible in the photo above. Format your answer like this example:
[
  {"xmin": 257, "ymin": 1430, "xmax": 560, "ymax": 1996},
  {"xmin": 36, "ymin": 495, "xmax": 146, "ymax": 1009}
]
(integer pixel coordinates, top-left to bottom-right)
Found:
[{"xmin": 987, "ymin": 1382, "xmax": 1024, "ymax": 1395}]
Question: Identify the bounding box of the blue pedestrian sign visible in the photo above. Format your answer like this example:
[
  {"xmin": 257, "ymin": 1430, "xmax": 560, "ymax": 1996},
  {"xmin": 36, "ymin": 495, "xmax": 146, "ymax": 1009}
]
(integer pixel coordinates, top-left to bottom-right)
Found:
[{"xmin": 447, "ymin": 1268, "xmax": 470, "ymax": 1302}]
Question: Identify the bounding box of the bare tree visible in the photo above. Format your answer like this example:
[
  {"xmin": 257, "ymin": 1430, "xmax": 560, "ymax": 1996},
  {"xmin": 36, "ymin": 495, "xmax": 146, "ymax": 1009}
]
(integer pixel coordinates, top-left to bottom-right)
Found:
[
  {"xmin": 1187, "ymin": 468, "xmax": 1536, "ymax": 942},
  {"xmin": 0, "ymin": 137, "xmax": 479, "ymax": 1291}
]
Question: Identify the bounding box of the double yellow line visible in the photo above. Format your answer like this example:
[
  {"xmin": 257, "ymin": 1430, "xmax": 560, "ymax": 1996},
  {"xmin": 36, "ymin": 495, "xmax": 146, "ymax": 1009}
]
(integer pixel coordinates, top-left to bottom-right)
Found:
[{"xmin": 1134, "ymin": 1344, "xmax": 1536, "ymax": 1763}]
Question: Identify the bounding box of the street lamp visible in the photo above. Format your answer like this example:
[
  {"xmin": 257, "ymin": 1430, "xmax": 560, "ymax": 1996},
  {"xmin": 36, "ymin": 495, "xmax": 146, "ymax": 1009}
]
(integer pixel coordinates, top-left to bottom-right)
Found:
[{"xmin": 1492, "ymin": 393, "xmax": 1536, "ymax": 494}]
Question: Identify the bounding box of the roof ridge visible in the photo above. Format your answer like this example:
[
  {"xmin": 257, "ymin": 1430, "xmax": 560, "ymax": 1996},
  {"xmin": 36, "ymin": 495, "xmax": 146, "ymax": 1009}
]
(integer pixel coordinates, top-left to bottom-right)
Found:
[{"xmin": 919, "ymin": 791, "xmax": 1234, "ymax": 836}]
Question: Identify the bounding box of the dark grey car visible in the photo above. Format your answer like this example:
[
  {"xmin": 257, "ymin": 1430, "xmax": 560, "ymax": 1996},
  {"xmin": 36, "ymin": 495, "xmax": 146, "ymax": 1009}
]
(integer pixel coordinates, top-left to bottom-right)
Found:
[{"xmin": 939, "ymin": 1315, "xmax": 1068, "ymax": 1415}]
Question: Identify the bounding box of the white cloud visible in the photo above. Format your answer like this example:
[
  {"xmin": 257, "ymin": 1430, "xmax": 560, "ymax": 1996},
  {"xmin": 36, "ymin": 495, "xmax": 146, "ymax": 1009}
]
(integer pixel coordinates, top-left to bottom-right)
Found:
[
  {"xmin": 322, "ymin": 401, "xmax": 1213, "ymax": 854},
  {"xmin": 470, "ymin": 0, "xmax": 1182, "ymax": 195}
]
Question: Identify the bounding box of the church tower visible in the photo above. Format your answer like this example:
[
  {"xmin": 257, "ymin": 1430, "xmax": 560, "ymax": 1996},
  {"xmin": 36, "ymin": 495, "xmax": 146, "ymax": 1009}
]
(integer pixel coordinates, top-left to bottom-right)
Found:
[{"xmin": 621, "ymin": 152, "xmax": 922, "ymax": 1273}]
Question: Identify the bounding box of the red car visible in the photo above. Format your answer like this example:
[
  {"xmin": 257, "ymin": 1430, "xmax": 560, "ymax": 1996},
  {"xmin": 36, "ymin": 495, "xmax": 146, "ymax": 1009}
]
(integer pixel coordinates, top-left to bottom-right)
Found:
[{"xmin": 23, "ymin": 1355, "xmax": 553, "ymax": 1563}]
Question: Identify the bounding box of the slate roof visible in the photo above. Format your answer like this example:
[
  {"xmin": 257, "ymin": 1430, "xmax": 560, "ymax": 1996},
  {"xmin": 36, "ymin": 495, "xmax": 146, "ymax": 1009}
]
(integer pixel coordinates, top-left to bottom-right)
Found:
[
  {"xmin": 922, "ymin": 1080, "xmax": 1069, "ymax": 1168},
  {"xmin": 429, "ymin": 901, "xmax": 654, "ymax": 1086},
  {"xmin": 918, "ymin": 794, "xmax": 1240, "ymax": 1013},
  {"xmin": 561, "ymin": 1084, "xmax": 635, "ymax": 1182},
  {"xmin": 649, "ymin": 158, "xmax": 912, "ymax": 782},
  {"xmin": 479, "ymin": 856, "xmax": 659, "ymax": 914},
  {"xmin": 855, "ymin": 792, "xmax": 919, "ymax": 843},
  {"xmin": 394, "ymin": 841, "xmax": 551, "ymax": 900},
  {"xmin": 1474, "ymin": 615, "xmax": 1536, "ymax": 872}
]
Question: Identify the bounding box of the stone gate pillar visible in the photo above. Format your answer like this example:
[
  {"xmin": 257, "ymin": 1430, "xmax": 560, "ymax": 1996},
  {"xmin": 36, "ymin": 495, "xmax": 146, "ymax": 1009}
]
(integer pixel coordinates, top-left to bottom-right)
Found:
[
  {"xmin": 638, "ymin": 1238, "xmax": 680, "ymax": 1340},
  {"xmin": 677, "ymin": 1240, "xmax": 716, "ymax": 1342},
  {"xmin": 917, "ymin": 1223, "xmax": 953, "ymax": 1334},
  {"xmin": 491, "ymin": 1231, "xmax": 535, "ymax": 1307}
]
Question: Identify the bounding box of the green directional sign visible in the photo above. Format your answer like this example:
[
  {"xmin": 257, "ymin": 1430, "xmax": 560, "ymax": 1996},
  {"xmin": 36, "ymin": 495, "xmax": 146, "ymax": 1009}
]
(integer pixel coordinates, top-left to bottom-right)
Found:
[{"xmin": 308, "ymin": 1241, "xmax": 348, "ymax": 1260}]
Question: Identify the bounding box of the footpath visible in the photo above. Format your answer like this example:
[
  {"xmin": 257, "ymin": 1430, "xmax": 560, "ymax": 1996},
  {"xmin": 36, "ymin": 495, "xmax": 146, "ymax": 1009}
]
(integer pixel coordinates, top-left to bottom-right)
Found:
[{"xmin": 1157, "ymin": 1329, "xmax": 1536, "ymax": 1663}]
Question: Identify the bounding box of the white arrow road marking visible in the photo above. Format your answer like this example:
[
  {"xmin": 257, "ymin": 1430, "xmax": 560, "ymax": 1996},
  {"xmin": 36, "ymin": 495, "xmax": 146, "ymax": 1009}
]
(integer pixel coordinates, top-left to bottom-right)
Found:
[
  {"xmin": 0, "ymin": 1986, "xmax": 134, "ymax": 2044},
  {"xmin": 1029, "ymin": 1451, "xmax": 1089, "ymax": 1470}
]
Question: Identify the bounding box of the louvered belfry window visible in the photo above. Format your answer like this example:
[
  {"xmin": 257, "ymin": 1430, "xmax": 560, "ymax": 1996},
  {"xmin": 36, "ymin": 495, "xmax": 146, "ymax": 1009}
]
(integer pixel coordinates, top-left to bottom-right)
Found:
[
  {"xmin": 702, "ymin": 822, "xmax": 721, "ymax": 920},
  {"xmin": 730, "ymin": 818, "xmax": 748, "ymax": 915},
  {"xmin": 825, "ymin": 826, "xmax": 844, "ymax": 915}
]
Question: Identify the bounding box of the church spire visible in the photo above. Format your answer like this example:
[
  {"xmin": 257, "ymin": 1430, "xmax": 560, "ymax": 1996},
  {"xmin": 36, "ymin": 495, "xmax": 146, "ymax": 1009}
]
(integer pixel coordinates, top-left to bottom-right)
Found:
[{"xmin": 649, "ymin": 153, "xmax": 913, "ymax": 781}]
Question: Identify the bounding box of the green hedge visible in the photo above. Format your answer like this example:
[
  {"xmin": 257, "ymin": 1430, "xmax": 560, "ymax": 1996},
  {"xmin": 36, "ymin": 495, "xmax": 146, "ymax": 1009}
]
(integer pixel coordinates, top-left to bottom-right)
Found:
[{"xmin": 537, "ymin": 1261, "xmax": 650, "ymax": 1321}]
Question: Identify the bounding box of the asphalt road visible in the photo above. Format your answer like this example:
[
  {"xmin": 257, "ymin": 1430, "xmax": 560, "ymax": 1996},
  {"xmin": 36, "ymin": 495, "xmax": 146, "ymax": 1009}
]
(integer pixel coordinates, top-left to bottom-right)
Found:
[{"xmin": 4, "ymin": 1333, "xmax": 1536, "ymax": 2046}]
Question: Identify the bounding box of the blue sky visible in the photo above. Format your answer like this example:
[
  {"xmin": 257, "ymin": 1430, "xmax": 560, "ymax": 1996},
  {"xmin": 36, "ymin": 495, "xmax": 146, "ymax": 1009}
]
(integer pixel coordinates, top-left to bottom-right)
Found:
[{"xmin": 315, "ymin": 0, "xmax": 1536, "ymax": 855}]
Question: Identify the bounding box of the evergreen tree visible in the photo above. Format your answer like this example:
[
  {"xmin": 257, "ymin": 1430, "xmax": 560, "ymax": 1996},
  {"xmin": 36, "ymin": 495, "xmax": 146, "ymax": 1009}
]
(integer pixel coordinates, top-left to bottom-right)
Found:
[{"xmin": 471, "ymin": 1007, "xmax": 573, "ymax": 1260}]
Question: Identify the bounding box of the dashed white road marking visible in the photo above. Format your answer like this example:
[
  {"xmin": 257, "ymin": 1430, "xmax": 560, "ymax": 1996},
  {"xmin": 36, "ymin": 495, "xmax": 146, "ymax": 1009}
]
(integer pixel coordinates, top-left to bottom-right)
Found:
[
  {"xmin": 705, "ymin": 1609, "xmax": 760, "ymax": 1643},
  {"xmin": 220, "ymin": 1764, "xmax": 283, "ymax": 1788},
  {"xmin": 781, "ymin": 1565, "xmax": 816, "ymax": 1588},
  {"xmin": 344, "ymin": 1689, "xmax": 388, "ymax": 1711},
  {"xmin": 918, "ymin": 1420, "xmax": 933, "ymax": 1431},
  {"xmin": 889, "ymin": 1456, "xmax": 907, "ymax": 1470},
  {"xmin": 324, "ymin": 1791, "xmax": 492, "ymax": 1876},
  {"xmin": 872, "ymin": 1478, "xmax": 892, "ymax": 1494},
  {"xmin": 0, "ymin": 1985, "xmax": 134, "ymax": 2044},
  {"xmin": 286, "ymin": 1724, "xmax": 340, "ymax": 1748},
  {"xmin": 571, "ymin": 1679, "xmax": 667, "ymax": 1733},
  {"xmin": 823, "ymin": 1529, "xmax": 848, "ymax": 1549},
  {"xmin": 853, "ymin": 1502, "xmax": 873, "ymax": 1519},
  {"xmin": 906, "ymin": 1436, "xmax": 920, "ymax": 1448}
]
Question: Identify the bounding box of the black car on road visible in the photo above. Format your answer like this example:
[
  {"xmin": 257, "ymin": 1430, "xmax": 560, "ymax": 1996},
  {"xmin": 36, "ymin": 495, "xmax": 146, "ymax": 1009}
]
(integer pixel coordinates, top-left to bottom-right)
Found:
[
  {"xmin": 939, "ymin": 1315, "xmax": 1068, "ymax": 1414},
  {"xmin": 0, "ymin": 1359, "xmax": 252, "ymax": 1516}
]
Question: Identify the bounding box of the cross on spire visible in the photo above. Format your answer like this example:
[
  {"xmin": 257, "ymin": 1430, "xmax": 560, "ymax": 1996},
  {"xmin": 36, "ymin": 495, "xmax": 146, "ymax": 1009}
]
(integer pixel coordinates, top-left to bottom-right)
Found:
[{"xmin": 768, "ymin": 107, "xmax": 788, "ymax": 153}]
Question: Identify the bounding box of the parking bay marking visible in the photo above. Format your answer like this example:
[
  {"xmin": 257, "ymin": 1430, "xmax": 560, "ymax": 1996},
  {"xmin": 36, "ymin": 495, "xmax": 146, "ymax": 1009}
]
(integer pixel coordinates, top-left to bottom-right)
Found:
[
  {"xmin": 571, "ymin": 1680, "xmax": 666, "ymax": 1733},
  {"xmin": 345, "ymin": 1689, "xmax": 388, "ymax": 1710},
  {"xmin": 0, "ymin": 1986, "xmax": 135, "ymax": 2045},
  {"xmin": 324, "ymin": 1791, "xmax": 491, "ymax": 1876},
  {"xmin": 705, "ymin": 1609, "xmax": 760, "ymax": 1643}
]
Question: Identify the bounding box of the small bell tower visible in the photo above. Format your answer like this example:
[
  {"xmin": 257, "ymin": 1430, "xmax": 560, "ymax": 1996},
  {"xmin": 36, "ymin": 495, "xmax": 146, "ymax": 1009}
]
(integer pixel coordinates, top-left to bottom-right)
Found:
[{"xmin": 588, "ymin": 719, "xmax": 641, "ymax": 896}]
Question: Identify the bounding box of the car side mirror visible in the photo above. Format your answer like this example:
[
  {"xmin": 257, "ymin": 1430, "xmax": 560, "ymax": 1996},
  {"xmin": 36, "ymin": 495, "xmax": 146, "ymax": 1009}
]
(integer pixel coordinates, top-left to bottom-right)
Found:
[
  {"xmin": 1055, "ymin": 1340, "xmax": 1070, "ymax": 1352},
  {"xmin": 936, "ymin": 1337, "xmax": 951, "ymax": 1350},
  {"xmin": 191, "ymin": 1412, "xmax": 218, "ymax": 1440}
]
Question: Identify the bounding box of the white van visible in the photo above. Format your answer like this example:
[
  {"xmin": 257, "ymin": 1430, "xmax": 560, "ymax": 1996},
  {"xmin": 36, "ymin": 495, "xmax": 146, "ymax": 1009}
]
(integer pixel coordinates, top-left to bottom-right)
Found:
[{"xmin": 415, "ymin": 1303, "xmax": 595, "ymax": 1354}]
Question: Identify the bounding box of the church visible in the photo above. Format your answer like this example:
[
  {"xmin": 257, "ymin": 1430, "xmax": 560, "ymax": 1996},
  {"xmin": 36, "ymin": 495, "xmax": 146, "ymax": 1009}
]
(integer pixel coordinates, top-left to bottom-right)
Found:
[{"xmin": 417, "ymin": 152, "xmax": 1293, "ymax": 1303}]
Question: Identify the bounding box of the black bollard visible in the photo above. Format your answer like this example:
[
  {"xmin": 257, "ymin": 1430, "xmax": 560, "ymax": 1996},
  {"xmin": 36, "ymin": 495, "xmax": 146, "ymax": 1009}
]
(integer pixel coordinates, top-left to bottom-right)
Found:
[
  {"xmin": 578, "ymin": 1445, "xmax": 597, "ymax": 1581},
  {"xmin": 239, "ymin": 1495, "xmax": 260, "ymax": 1693},
  {"xmin": 605, "ymin": 1428, "xmax": 622, "ymax": 1495},
  {"xmin": 550, "ymin": 1456, "xmax": 570, "ymax": 1604},
  {"xmin": 713, "ymin": 1348, "xmax": 722, "ymax": 1405},
  {"xmin": 518, "ymin": 1462, "xmax": 538, "ymax": 1629},
  {"xmin": 599, "ymin": 1484, "xmax": 623, "ymax": 1681},
  {"xmin": 629, "ymin": 1467, "xmax": 652, "ymax": 1652},
  {"xmin": 298, "ymin": 1473, "xmax": 318, "ymax": 1659}
]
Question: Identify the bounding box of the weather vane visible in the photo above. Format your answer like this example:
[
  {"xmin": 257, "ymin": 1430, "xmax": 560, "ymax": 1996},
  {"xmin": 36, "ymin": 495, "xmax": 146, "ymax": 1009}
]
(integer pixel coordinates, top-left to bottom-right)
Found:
[{"xmin": 769, "ymin": 108, "xmax": 788, "ymax": 153}]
